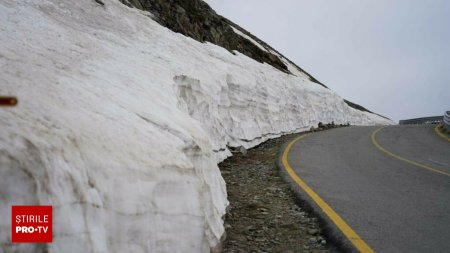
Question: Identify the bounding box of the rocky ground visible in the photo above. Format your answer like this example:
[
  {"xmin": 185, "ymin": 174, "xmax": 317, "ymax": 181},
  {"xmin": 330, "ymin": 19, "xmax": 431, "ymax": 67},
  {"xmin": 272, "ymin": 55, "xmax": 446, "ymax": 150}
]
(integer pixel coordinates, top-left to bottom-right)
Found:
[{"xmin": 219, "ymin": 127, "xmax": 344, "ymax": 253}]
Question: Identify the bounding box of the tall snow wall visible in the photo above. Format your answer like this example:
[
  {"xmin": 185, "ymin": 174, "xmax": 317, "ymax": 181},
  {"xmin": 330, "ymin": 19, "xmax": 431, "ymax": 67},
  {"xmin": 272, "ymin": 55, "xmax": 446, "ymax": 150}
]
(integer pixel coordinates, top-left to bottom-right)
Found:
[{"xmin": 0, "ymin": 0, "xmax": 391, "ymax": 252}]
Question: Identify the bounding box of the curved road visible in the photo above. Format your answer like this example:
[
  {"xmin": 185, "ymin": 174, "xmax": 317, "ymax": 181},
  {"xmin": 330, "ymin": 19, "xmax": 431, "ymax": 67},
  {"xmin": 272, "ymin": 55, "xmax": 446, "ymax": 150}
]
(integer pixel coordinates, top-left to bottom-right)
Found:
[{"xmin": 281, "ymin": 125, "xmax": 450, "ymax": 253}]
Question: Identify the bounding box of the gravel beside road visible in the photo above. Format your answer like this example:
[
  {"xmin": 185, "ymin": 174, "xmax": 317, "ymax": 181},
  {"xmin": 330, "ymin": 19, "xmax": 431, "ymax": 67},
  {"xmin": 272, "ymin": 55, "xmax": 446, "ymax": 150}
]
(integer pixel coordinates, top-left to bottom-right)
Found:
[{"xmin": 219, "ymin": 131, "xmax": 341, "ymax": 253}]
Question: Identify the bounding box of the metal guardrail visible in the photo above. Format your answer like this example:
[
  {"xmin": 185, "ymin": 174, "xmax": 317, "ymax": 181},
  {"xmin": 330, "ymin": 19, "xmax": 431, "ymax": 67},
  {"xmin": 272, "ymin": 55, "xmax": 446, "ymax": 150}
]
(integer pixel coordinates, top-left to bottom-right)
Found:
[
  {"xmin": 444, "ymin": 111, "xmax": 450, "ymax": 131},
  {"xmin": 399, "ymin": 116, "xmax": 443, "ymax": 125}
]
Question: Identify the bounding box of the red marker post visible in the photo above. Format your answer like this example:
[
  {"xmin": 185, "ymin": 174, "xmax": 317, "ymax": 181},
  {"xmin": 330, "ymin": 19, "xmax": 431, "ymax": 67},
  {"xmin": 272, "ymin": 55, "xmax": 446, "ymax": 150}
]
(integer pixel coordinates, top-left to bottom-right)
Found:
[{"xmin": 0, "ymin": 96, "xmax": 18, "ymax": 106}]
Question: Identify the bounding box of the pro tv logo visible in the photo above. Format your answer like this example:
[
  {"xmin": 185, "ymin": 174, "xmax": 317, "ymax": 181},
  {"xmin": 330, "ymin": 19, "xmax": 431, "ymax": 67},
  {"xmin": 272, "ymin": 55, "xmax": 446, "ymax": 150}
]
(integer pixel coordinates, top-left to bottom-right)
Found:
[{"xmin": 12, "ymin": 206, "xmax": 52, "ymax": 243}]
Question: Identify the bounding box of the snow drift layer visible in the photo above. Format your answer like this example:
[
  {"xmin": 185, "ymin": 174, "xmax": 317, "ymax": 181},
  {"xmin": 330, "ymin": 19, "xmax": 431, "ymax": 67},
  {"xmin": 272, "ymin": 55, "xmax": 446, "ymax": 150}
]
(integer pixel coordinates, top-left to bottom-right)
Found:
[{"xmin": 0, "ymin": 0, "xmax": 391, "ymax": 252}]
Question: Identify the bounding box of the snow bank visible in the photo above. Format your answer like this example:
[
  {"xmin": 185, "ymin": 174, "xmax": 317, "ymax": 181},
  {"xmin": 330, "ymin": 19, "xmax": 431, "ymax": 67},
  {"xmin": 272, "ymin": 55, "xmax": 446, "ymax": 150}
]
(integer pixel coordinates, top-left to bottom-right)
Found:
[{"xmin": 0, "ymin": 0, "xmax": 391, "ymax": 252}]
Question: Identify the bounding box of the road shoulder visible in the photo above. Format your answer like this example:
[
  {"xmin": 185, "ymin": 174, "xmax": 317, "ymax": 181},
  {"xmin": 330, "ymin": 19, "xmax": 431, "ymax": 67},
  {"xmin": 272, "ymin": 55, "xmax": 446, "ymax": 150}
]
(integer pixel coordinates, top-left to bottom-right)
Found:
[{"xmin": 276, "ymin": 130, "xmax": 372, "ymax": 253}]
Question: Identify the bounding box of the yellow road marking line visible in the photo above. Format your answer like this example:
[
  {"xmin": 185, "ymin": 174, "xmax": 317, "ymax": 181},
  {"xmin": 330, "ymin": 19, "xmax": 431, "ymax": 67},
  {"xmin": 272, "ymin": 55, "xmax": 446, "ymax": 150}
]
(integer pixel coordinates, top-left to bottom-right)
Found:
[
  {"xmin": 282, "ymin": 134, "xmax": 375, "ymax": 253},
  {"xmin": 434, "ymin": 125, "xmax": 450, "ymax": 142},
  {"xmin": 371, "ymin": 127, "xmax": 450, "ymax": 177}
]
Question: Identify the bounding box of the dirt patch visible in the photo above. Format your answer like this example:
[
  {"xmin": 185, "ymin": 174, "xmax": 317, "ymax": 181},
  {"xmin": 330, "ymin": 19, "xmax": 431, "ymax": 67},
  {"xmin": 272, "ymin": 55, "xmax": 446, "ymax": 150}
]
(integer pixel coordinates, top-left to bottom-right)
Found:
[{"xmin": 219, "ymin": 131, "xmax": 341, "ymax": 253}]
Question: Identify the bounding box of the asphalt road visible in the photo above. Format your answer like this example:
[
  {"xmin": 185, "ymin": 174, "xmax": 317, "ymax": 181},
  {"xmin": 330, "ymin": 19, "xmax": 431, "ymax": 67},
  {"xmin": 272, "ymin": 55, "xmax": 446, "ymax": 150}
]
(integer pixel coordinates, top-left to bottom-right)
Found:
[{"xmin": 283, "ymin": 125, "xmax": 450, "ymax": 253}]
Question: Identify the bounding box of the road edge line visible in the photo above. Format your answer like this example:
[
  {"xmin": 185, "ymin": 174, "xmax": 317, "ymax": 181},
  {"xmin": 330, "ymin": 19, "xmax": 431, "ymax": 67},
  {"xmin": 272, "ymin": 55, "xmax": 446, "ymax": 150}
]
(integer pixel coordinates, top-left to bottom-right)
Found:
[
  {"xmin": 371, "ymin": 127, "xmax": 450, "ymax": 177},
  {"xmin": 278, "ymin": 133, "xmax": 375, "ymax": 253},
  {"xmin": 434, "ymin": 125, "xmax": 450, "ymax": 142}
]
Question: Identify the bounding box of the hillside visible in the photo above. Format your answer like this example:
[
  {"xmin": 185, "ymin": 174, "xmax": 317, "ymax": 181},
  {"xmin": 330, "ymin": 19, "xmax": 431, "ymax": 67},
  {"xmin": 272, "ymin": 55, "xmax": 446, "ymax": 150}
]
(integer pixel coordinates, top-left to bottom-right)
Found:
[
  {"xmin": 0, "ymin": 0, "xmax": 391, "ymax": 252},
  {"xmin": 121, "ymin": 0, "xmax": 384, "ymax": 115}
]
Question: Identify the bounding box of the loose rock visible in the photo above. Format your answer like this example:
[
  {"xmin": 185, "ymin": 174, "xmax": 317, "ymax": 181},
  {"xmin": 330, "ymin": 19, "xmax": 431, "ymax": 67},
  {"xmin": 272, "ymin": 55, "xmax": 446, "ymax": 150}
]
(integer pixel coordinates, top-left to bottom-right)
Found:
[{"xmin": 219, "ymin": 132, "xmax": 341, "ymax": 252}]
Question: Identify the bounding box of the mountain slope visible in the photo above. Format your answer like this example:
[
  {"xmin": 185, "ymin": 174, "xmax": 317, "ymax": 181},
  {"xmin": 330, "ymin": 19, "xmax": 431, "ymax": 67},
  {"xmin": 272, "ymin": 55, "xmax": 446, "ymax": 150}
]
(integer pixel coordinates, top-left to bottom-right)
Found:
[
  {"xmin": 121, "ymin": 0, "xmax": 388, "ymax": 115},
  {"xmin": 0, "ymin": 0, "xmax": 391, "ymax": 252}
]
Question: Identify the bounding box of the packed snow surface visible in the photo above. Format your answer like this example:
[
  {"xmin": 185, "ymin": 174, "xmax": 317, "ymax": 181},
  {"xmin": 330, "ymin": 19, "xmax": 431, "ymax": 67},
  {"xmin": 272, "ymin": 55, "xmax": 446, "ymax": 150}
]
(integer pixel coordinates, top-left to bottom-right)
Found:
[{"xmin": 0, "ymin": 0, "xmax": 391, "ymax": 252}]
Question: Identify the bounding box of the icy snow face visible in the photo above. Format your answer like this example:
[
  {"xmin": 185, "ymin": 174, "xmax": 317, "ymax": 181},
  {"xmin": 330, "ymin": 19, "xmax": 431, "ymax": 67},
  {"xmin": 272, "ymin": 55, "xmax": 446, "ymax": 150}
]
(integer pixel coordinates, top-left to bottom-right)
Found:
[
  {"xmin": 171, "ymin": 51, "xmax": 391, "ymax": 161},
  {"xmin": 0, "ymin": 0, "xmax": 391, "ymax": 252}
]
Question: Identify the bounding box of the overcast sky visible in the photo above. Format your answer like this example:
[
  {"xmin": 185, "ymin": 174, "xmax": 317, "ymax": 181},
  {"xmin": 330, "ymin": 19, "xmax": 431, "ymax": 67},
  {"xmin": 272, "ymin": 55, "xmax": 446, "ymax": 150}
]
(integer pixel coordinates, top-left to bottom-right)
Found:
[{"xmin": 205, "ymin": 0, "xmax": 450, "ymax": 121}]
